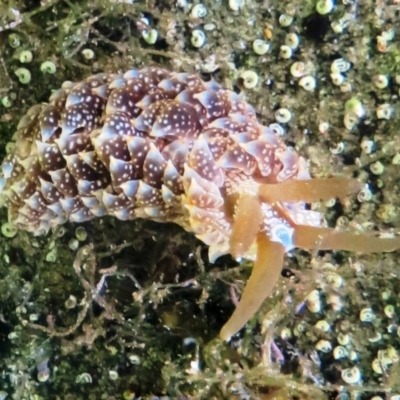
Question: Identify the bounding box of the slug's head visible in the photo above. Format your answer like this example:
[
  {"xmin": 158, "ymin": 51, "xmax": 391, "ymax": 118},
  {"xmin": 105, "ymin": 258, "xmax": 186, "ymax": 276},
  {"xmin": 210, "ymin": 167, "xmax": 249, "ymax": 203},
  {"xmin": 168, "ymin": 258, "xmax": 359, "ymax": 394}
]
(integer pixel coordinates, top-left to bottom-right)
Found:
[{"xmin": 220, "ymin": 175, "xmax": 400, "ymax": 341}]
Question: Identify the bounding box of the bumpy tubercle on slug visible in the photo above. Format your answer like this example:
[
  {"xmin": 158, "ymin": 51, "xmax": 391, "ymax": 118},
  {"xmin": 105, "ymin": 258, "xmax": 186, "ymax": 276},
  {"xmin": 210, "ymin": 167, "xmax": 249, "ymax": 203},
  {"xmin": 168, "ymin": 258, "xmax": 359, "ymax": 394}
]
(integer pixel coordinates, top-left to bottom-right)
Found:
[{"xmin": 219, "ymin": 177, "xmax": 400, "ymax": 341}]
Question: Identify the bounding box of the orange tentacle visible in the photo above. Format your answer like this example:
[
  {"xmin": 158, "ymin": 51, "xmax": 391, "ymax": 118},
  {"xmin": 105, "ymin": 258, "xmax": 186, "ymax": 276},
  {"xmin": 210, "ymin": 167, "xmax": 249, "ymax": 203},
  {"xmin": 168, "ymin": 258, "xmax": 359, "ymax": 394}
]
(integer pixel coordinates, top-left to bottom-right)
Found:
[
  {"xmin": 294, "ymin": 224, "xmax": 400, "ymax": 253},
  {"xmin": 258, "ymin": 177, "xmax": 362, "ymax": 203},
  {"xmin": 220, "ymin": 234, "xmax": 285, "ymax": 341},
  {"xmin": 229, "ymin": 194, "xmax": 263, "ymax": 259}
]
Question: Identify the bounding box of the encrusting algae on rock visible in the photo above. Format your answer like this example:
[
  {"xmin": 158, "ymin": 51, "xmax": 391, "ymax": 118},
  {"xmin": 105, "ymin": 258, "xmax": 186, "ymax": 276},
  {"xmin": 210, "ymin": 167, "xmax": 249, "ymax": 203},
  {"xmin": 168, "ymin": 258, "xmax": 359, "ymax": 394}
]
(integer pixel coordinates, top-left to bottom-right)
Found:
[{"xmin": 1, "ymin": 66, "xmax": 400, "ymax": 341}]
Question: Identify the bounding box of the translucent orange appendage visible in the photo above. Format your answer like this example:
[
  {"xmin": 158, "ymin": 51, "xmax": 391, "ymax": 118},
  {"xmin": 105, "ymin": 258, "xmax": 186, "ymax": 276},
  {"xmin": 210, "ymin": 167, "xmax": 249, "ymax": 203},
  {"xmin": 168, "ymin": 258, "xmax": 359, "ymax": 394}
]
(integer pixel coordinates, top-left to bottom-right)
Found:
[
  {"xmin": 294, "ymin": 225, "xmax": 400, "ymax": 253},
  {"xmin": 220, "ymin": 234, "xmax": 285, "ymax": 341},
  {"xmin": 258, "ymin": 177, "xmax": 362, "ymax": 203},
  {"xmin": 229, "ymin": 194, "xmax": 263, "ymax": 258}
]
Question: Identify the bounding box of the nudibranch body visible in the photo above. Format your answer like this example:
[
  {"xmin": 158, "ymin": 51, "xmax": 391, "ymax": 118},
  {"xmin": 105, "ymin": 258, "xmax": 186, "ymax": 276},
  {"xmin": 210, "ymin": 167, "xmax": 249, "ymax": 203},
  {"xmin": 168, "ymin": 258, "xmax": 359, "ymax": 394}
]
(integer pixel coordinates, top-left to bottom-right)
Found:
[{"xmin": 1, "ymin": 66, "xmax": 400, "ymax": 340}]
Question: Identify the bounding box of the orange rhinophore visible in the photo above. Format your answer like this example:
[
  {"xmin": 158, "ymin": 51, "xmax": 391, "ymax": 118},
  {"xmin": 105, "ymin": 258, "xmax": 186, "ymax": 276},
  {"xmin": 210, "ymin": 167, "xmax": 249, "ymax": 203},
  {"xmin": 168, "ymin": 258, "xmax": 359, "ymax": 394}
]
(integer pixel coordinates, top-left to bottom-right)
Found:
[{"xmin": 1, "ymin": 66, "xmax": 399, "ymax": 341}]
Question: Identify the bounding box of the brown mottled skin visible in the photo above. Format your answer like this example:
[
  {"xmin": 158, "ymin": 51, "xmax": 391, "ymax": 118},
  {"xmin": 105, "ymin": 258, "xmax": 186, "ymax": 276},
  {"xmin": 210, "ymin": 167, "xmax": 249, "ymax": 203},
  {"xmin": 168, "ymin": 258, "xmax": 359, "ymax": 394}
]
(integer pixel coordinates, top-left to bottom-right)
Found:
[{"xmin": 1, "ymin": 66, "xmax": 400, "ymax": 340}]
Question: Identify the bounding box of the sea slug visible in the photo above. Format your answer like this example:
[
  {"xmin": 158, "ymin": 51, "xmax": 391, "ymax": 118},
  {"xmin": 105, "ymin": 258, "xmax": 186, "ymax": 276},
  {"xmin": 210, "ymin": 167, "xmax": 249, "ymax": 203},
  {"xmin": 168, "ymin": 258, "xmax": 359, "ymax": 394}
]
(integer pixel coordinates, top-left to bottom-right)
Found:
[{"xmin": 1, "ymin": 66, "xmax": 399, "ymax": 340}]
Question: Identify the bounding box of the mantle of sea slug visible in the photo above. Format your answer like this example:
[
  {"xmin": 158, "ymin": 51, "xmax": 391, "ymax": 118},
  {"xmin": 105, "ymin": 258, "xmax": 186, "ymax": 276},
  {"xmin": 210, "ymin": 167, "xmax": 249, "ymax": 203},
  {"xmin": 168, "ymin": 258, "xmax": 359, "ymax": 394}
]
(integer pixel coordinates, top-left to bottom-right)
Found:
[{"xmin": 0, "ymin": 66, "xmax": 308, "ymax": 247}]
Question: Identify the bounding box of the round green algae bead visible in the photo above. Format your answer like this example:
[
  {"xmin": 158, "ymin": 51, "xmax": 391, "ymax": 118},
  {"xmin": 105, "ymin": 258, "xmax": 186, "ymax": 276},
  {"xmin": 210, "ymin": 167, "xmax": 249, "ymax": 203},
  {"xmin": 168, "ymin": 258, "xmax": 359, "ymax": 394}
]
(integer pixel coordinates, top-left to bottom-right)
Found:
[
  {"xmin": 1, "ymin": 222, "xmax": 17, "ymax": 238},
  {"xmin": 75, "ymin": 226, "xmax": 88, "ymax": 242},
  {"xmin": 40, "ymin": 61, "xmax": 57, "ymax": 74},
  {"xmin": 15, "ymin": 68, "xmax": 31, "ymax": 84}
]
